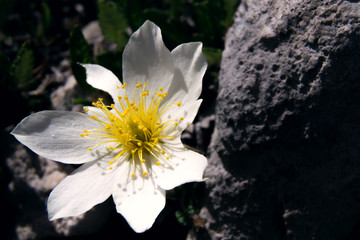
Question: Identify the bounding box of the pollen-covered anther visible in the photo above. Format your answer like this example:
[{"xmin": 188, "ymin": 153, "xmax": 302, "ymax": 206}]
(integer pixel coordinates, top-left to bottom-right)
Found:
[
  {"xmin": 110, "ymin": 115, "xmax": 116, "ymax": 122},
  {"xmin": 82, "ymin": 82, "xmax": 180, "ymax": 180}
]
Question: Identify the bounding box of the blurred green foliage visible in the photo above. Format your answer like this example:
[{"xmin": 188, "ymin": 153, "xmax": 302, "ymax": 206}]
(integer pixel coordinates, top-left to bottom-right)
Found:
[
  {"xmin": 98, "ymin": 0, "xmax": 128, "ymax": 50},
  {"xmin": 9, "ymin": 41, "xmax": 35, "ymax": 91},
  {"xmin": 69, "ymin": 25, "xmax": 93, "ymax": 92}
]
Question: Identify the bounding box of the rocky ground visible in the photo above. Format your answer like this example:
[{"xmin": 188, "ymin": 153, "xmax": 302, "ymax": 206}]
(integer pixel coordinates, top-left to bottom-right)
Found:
[{"xmin": 196, "ymin": 0, "xmax": 360, "ymax": 239}]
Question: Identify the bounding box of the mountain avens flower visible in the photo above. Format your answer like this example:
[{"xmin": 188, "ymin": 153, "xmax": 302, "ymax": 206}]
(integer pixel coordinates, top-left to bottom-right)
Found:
[{"xmin": 11, "ymin": 20, "xmax": 208, "ymax": 233}]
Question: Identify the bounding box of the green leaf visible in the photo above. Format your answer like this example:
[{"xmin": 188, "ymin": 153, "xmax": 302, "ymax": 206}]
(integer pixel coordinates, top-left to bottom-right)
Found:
[
  {"xmin": 202, "ymin": 47, "xmax": 222, "ymax": 66},
  {"xmin": 223, "ymin": 0, "xmax": 240, "ymax": 28},
  {"xmin": 193, "ymin": 1, "xmax": 216, "ymax": 46},
  {"xmin": 41, "ymin": 1, "xmax": 51, "ymax": 32},
  {"xmin": 98, "ymin": 0, "xmax": 128, "ymax": 50},
  {"xmin": 186, "ymin": 203, "xmax": 195, "ymax": 216},
  {"xmin": 10, "ymin": 41, "xmax": 35, "ymax": 91},
  {"xmin": 72, "ymin": 98, "xmax": 92, "ymax": 106},
  {"xmin": 175, "ymin": 210, "xmax": 189, "ymax": 226},
  {"xmin": 119, "ymin": 0, "xmax": 145, "ymax": 30},
  {"xmin": 96, "ymin": 51, "xmax": 122, "ymax": 81},
  {"xmin": 69, "ymin": 25, "xmax": 93, "ymax": 91}
]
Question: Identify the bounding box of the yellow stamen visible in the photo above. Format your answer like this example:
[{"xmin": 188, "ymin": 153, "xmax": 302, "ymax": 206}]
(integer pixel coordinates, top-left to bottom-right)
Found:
[{"xmin": 81, "ymin": 82, "xmax": 180, "ymax": 180}]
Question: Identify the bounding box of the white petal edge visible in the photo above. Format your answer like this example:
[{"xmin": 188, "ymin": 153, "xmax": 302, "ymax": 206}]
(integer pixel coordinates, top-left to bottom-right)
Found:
[
  {"xmin": 122, "ymin": 20, "xmax": 174, "ymax": 98},
  {"xmin": 153, "ymin": 145, "xmax": 207, "ymax": 190},
  {"xmin": 112, "ymin": 162, "xmax": 166, "ymax": 233},
  {"xmin": 161, "ymin": 99, "xmax": 203, "ymax": 136},
  {"xmin": 48, "ymin": 161, "xmax": 117, "ymax": 220},
  {"xmin": 166, "ymin": 42, "xmax": 207, "ymax": 105},
  {"xmin": 82, "ymin": 64, "xmax": 124, "ymax": 102},
  {"xmin": 11, "ymin": 111, "xmax": 105, "ymax": 164}
]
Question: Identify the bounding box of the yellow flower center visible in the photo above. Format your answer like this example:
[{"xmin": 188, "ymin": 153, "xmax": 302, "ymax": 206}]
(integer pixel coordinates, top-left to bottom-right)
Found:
[{"xmin": 81, "ymin": 82, "xmax": 183, "ymax": 177}]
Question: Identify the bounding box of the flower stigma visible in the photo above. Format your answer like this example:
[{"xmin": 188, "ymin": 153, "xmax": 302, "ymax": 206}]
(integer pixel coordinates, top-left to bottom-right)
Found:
[{"xmin": 81, "ymin": 83, "xmax": 183, "ymax": 178}]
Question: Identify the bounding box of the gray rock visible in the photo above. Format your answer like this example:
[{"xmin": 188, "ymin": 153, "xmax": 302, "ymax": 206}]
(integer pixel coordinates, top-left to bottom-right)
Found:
[{"xmin": 200, "ymin": 0, "xmax": 360, "ymax": 239}]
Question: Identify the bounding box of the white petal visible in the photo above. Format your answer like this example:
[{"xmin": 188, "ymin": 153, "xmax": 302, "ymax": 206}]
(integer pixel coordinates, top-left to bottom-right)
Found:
[
  {"xmin": 153, "ymin": 145, "xmax": 207, "ymax": 190},
  {"xmin": 122, "ymin": 20, "xmax": 174, "ymax": 97},
  {"xmin": 11, "ymin": 111, "xmax": 104, "ymax": 164},
  {"xmin": 82, "ymin": 64, "xmax": 124, "ymax": 102},
  {"xmin": 83, "ymin": 106, "xmax": 102, "ymax": 116},
  {"xmin": 166, "ymin": 42, "xmax": 207, "ymax": 104},
  {"xmin": 161, "ymin": 99, "xmax": 202, "ymax": 136},
  {"xmin": 112, "ymin": 163, "xmax": 165, "ymax": 233},
  {"xmin": 48, "ymin": 161, "xmax": 116, "ymax": 220}
]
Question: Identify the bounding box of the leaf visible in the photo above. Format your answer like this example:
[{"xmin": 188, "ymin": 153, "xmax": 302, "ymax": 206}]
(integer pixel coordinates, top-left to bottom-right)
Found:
[
  {"xmin": 175, "ymin": 210, "xmax": 189, "ymax": 226},
  {"xmin": 96, "ymin": 51, "xmax": 122, "ymax": 81},
  {"xmin": 186, "ymin": 203, "xmax": 195, "ymax": 216},
  {"xmin": 193, "ymin": 1, "xmax": 216, "ymax": 46},
  {"xmin": 202, "ymin": 47, "xmax": 222, "ymax": 66},
  {"xmin": 98, "ymin": 0, "xmax": 128, "ymax": 50},
  {"xmin": 119, "ymin": 0, "xmax": 145, "ymax": 30},
  {"xmin": 69, "ymin": 25, "xmax": 93, "ymax": 91},
  {"xmin": 10, "ymin": 41, "xmax": 35, "ymax": 91},
  {"xmin": 72, "ymin": 98, "xmax": 92, "ymax": 105},
  {"xmin": 223, "ymin": 0, "xmax": 240, "ymax": 28},
  {"xmin": 41, "ymin": 1, "xmax": 51, "ymax": 32}
]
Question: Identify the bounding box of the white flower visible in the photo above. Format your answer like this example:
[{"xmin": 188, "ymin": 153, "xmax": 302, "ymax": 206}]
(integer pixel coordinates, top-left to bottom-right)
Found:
[{"xmin": 11, "ymin": 20, "xmax": 208, "ymax": 233}]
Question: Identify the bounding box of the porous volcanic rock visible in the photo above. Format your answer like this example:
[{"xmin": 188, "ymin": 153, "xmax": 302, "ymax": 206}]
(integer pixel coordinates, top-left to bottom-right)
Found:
[{"xmin": 199, "ymin": 0, "xmax": 360, "ymax": 239}]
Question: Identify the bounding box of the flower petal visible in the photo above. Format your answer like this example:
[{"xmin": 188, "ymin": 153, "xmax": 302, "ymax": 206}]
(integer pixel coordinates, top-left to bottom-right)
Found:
[
  {"xmin": 166, "ymin": 42, "xmax": 207, "ymax": 104},
  {"xmin": 122, "ymin": 20, "xmax": 174, "ymax": 97},
  {"xmin": 153, "ymin": 145, "xmax": 207, "ymax": 190},
  {"xmin": 11, "ymin": 111, "xmax": 104, "ymax": 164},
  {"xmin": 48, "ymin": 161, "xmax": 116, "ymax": 220},
  {"xmin": 112, "ymin": 164, "xmax": 166, "ymax": 233},
  {"xmin": 82, "ymin": 64, "xmax": 124, "ymax": 102},
  {"xmin": 161, "ymin": 99, "xmax": 202, "ymax": 136}
]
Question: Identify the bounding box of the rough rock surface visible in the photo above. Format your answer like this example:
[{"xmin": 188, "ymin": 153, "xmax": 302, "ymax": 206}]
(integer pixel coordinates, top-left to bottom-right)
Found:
[{"xmin": 199, "ymin": 0, "xmax": 360, "ymax": 239}]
